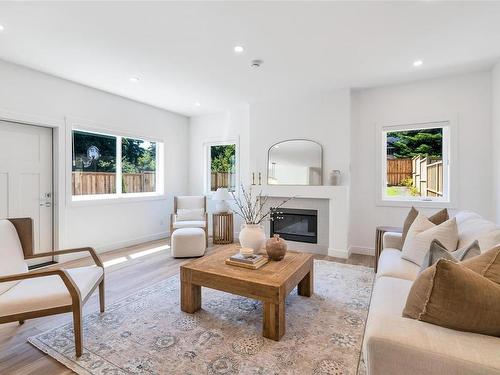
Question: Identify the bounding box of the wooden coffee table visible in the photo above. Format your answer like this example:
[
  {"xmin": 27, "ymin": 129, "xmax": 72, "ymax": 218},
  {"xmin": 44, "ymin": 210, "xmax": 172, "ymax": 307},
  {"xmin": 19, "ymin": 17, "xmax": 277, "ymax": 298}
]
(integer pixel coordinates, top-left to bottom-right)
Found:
[{"xmin": 180, "ymin": 245, "xmax": 314, "ymax": 341}]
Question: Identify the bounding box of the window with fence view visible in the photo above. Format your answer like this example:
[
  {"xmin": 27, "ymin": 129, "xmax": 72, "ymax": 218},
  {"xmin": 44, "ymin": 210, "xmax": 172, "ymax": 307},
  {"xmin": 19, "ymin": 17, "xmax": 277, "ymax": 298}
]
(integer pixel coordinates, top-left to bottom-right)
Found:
[
  {"xmin": 209, "ymin": 144, "xmax": 236, "ymax": 192},
  {"xmin": 72, "ymin": 130, "xmax": 159, "ymax": 197},
  {"xmin": 384, "ymin": 125, "xmax": 448, "ymax": 200}
]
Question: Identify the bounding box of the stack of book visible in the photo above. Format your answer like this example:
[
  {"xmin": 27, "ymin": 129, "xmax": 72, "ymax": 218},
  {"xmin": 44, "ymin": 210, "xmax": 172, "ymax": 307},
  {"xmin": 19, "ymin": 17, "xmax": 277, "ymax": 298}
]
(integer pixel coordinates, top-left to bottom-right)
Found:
[{"xmin": 225, "ymin": 253, "xmax": 268, "ymax": 270}]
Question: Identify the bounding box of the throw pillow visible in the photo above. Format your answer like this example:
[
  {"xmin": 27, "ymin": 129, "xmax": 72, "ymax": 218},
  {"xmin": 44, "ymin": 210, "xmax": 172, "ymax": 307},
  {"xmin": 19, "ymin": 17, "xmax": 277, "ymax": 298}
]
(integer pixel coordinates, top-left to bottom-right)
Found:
[
  {"xmin": 402, "ymin": 213, "xmax": 458, "ymax": 266},
  {"xmin": 403, "ymin": 259, "xmax": 500, "ymax": 337},
  {"xmin": 176, "ymin": 208, "xmax": 205, "ymax": 221},
  {"xmin": 402, "ymin": 207, "xmax": 449, "ymax": 245},
  {"xmin": 419, "ymin": 239, "xmax": 480, "ymax": 273},
  {"xmin": 461, "ymin": 246, "xmax": 500, "ymax": 284}
]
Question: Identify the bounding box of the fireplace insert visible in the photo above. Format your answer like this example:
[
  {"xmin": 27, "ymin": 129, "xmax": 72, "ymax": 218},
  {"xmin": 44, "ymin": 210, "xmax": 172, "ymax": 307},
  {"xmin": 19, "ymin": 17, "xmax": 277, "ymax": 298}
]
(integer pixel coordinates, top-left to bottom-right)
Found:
[{"xmin": 270, "ymin": 208, "xmax": 318, "ymax": 244}]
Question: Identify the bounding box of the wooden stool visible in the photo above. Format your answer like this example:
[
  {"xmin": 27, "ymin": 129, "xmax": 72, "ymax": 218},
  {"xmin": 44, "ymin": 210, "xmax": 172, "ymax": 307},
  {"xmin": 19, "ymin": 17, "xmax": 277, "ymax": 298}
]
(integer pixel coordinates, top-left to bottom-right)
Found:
[{"xmin": 212, "ymin": 213, "xmax": 234, "ymax": 244}]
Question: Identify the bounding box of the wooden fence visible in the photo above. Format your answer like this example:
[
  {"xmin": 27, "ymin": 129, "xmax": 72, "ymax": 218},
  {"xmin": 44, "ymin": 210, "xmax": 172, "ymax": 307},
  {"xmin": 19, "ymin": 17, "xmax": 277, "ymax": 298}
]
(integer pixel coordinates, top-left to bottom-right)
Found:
[
  {"xmin": 386, "ymin": 156, "xmax": 443, "ymax": 197},
  {"xmin": 72, "ymin": 172, "xmax": 155, "ymax": 195},
  {"xmin": 211, "ymin": 172, "xmax": 236, "ymax": 191},
  {"xmin": 386, "ymin": 158, "xmax": 413, "ymax": 186}
]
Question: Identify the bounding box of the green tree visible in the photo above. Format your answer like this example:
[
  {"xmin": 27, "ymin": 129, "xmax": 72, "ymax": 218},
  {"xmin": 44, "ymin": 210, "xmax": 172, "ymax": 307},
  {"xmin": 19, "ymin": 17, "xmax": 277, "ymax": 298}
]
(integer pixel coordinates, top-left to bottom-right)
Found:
[
  {"xmin": 211, "ymin": 144, "xmax": 235, "ymax": 172},
  {"xmin": 387, "ymin": 128, "xmax": 442, "ymax": 159}
]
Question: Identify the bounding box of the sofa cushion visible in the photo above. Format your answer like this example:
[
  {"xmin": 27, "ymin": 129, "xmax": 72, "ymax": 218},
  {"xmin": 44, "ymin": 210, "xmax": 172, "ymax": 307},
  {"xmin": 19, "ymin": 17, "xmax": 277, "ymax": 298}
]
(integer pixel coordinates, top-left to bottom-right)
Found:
[
  {"xmin": 462, "ymin": 246, "xmax": 500, "ymax": 284},
  {"xmin": 172, "ymin": 220, "xmax": 206, "ymax": 229},
  {"xmin": 454, "ymin": 211, "xmax": 498, "ymax": 250},
  {"xmin": 364, "ymin": 276, "xmax": 500, "ymax": 375},
  {"xmin": 419, "ymin": 239, "xmax": 480, "ymax": 273},
  {"xmin": 402, "ymin": 207, "xmax": 449, "ymax": 245},
  {"xmin": 0, "ymin": 265, "xmax": 103, "ymax": 316},
  {"xmin": 402, "ymin": 214, "xmax": 458, "ymax": 266},
  {"xmin": 377, "ymin": 249, "xmax": 420, "ymax": 281},
  {"xmin": 403, "ymin": 260, "xmax": 500, "ymax": 337},
  {"xmin": 0, "ymin": 220, "xmax": 28, "ymax": 295}
]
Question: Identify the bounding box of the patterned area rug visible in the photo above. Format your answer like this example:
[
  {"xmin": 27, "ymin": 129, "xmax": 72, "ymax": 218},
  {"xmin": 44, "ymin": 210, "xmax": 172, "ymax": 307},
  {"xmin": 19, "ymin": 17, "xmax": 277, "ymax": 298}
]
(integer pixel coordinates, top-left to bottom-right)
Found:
[{"xmin": 29, "ymin": 260, "xmax": 374, "ymax": 375}]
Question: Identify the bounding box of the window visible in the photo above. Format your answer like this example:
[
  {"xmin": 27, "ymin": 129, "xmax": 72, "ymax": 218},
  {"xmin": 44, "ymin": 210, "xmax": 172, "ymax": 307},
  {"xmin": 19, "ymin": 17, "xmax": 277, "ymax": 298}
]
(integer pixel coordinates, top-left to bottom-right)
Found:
[
  {"xmin": 72, "ymin": 129, "xmax": 162, "ymax": 199},
  {"xmin": 207, "ymin": 143, "xmax": 236, "ymax": 192},
  {"xmin": 382, "ymin": 123, "xmax": 450, "ymax": 202},
  {"xmin": 122, "ymin": 137, "xmax": 157, "ymax": 194}
]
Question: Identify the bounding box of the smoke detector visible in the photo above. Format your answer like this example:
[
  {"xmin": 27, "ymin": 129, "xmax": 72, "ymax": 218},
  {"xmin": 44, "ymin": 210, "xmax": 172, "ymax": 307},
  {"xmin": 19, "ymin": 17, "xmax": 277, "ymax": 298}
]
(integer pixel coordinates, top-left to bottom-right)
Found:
[{"xmin": 251, "ymin": 59, "xmax": 263, "ymax": 68}]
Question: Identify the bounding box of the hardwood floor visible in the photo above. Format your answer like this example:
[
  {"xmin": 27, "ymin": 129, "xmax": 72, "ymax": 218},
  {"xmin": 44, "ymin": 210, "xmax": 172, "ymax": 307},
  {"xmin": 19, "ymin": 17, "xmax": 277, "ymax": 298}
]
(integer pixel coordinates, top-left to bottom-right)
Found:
[{"xmin": 0, "ymin": 239, "xmax": 373, "ymax": 375}]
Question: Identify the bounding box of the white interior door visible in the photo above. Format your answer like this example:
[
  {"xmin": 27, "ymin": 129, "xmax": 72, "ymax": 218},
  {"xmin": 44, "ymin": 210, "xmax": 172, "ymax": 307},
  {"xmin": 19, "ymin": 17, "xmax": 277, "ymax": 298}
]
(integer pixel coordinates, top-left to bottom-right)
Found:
[{"xmin": 0, "ymin": 120, "xmax": 53, "ymax": 264}]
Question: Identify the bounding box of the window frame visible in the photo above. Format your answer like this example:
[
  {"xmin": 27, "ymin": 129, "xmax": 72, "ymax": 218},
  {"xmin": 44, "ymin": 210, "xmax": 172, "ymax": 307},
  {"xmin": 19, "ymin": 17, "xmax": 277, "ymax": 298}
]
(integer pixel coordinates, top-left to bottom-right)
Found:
[
  {"xmin": 376, "ymin": 119, "xmax": 457, "ymax": 208},
  {"xmin": 204, "ymin": 138, "xmax": 239, "ymax": 196},
  {"xmin": 67, "ymin": 122, "xmax": 165, "ymax": 205}
]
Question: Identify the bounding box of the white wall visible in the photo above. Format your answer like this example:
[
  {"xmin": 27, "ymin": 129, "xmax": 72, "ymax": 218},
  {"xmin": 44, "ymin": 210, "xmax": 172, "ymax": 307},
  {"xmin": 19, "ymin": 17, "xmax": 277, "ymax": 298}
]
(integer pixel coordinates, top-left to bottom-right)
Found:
[
  {"xmin": 350, "ymin": 71, "xmax": 493, "ymax": 252},
  {"xmin": 249, "ymin": 90, "xmax": 351, "ymax": 186},
  {"xmin": 492, "ymin": 62, "xmax": 500, "ymax": 223},
  {"xmin": 0, "ymin": 59, "xmax": 189, "ymax": 255}
]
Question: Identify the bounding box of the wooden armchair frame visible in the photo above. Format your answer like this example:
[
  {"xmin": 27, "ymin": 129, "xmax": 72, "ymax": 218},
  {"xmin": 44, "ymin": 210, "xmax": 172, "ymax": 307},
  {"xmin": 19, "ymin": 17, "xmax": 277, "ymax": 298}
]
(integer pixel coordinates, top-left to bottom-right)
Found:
[
  {"xmin": 0, "ymin": 218, "xmax": 105, "ymax": 357},
  {"xmin": 170, "ymin": 196, "xmax": 208, "ymax": 246}
]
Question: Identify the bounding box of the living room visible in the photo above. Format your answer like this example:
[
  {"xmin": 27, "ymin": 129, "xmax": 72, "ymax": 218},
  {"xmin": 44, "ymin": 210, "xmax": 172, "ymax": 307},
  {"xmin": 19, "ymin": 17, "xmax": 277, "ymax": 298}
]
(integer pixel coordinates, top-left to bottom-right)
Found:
[{"xmin": 0, "ymin": 2, "xmax": 499, "ymax": 375}]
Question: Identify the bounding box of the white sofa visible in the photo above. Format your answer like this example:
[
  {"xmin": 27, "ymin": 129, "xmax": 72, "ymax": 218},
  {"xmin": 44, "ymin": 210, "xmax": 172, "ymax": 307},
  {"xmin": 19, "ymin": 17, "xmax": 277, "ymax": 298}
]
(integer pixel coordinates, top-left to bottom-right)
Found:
[{"xmin": 363, "ymin": 211, "xmax": 500, "ymax": 375}]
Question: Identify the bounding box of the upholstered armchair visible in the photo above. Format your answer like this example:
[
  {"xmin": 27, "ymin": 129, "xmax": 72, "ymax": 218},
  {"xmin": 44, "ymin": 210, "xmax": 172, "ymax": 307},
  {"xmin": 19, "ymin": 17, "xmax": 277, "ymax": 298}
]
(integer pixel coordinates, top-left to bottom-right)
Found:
[
  {"xmin": 0, "ymin": 218, "xmax": 104, "ymax": 357},
  {"xmin": 170, "ymin": 196, "xmax": 208, "ymax": 246}
]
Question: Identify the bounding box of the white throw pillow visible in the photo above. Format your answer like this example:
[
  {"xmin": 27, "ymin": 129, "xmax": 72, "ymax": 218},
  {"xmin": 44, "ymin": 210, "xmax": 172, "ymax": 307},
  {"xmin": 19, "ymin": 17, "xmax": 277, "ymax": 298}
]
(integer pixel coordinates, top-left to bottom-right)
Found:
[
  {"xmin": 176, "ymin": 208, "xmax": 205, "ymax": 221},
  {"xmin": 401, "ymin": 213, "xmax": 458, "ymax": 266}
]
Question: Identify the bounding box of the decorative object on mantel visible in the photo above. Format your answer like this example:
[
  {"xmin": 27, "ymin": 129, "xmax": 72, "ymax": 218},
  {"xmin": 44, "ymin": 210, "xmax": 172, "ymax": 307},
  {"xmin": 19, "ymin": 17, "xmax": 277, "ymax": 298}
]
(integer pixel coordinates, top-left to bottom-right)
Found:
[
  {"xmin": 231, "ymin": 185, "xmax": 293, "ymax": 253},
  {"xmin": 266, "ymin": 234, "xmax": 288, "ymax": 261},
  {"xmin": 328, "ymin": 169, "xmax": 341, "ymax": 186},
  {"xmin": 213, "ymin": 187, "xmax": 232, "ymax": 213}
]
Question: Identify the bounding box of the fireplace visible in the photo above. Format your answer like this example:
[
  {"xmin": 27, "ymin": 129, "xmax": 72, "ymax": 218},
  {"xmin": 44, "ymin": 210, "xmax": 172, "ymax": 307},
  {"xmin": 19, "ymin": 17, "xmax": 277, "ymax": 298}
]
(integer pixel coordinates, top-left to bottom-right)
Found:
[{"xmin": 270, "ymin": 208, "xmax": 318, "ymax": 244}]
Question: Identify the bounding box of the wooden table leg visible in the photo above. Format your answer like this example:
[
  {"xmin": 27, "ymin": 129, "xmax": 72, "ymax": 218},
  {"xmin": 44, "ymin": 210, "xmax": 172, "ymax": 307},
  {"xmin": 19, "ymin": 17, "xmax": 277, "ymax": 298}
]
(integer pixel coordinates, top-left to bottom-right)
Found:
[
  {"xmin": 298, "ymin": 265, "xmax": 314, "ymax": 297},
  {"xmin": 263, "ymin": 301, "xmax": 285, "ymax": 341},
  {"xmin": 181, "ymin": 281, "xmax": 201, "ymax": 313}
]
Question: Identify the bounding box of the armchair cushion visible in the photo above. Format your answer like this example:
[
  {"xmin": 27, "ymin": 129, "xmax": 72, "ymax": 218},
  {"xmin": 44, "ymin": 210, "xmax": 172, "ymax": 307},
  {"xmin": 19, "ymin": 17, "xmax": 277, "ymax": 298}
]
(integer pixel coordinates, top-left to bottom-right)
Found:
[
  {"xmin": 172, "ymin": 220, "xmax": 206, "ymax": 229},
  {"xmin": 0, "ymin": 220, "xmax": 28, "ymax": 294},
  {"xmin": 176, "ymin": 208, "xmax": 205, "ymax": 221},
  {"xmin": 0, "ymin": 265, "xmax": 103, "ymax": 316},
  {"xmin": 176, "ymin": 196, "xmax": 205, "ymax": 210}
]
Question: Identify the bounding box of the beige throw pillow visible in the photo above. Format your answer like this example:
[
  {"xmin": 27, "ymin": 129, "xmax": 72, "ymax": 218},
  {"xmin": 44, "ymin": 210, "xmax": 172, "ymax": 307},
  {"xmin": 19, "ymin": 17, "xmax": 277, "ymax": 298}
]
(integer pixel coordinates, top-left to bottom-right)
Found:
[
  {"xmin": 461, "ymin": 246, "xmax": 500, "ymax": 284},
  {"xmin": 402, "ymin": 207, "xmax": 449, "ymax": 245},
  {"xmin": 403, "ymin": 259, "xmax": 500, "ymax": 337},
  {"xmin": 401, "ymin": 213, "xmax": 458, "ymax": 266}
]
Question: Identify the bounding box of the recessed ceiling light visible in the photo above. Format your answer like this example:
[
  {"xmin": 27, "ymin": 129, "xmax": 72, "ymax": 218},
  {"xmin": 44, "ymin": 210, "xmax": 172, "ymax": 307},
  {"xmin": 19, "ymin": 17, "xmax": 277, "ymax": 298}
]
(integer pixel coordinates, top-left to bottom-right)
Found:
[
  {"xmin": 129, "ymin": 76, "xmax": 140, "ymax": 83},
  {"xmin": 194, "ymin": 102, "xmax": 201, "ymax": 107},
  {"xmin": 413, "ymin": 60, "xmax": 423, "ymax": 67},
  {"xmin": 0, "ymin": 24, "xmax": 5, "ymax": 32},
  {"xmin": 234, "ymin": 45, "xmax": 244, "ymax": 53}
]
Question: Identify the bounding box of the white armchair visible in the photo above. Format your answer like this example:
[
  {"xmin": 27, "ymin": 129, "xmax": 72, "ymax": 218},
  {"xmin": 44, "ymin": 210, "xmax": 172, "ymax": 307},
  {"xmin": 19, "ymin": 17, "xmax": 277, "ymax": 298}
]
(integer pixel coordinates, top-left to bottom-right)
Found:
[
  {"xmin": 170, "ymin": 196, "xmax": 208, "ymax": 246},
  {"xmin": 0, "ymin": 218, "xmax": 104, "ymax": 357}
]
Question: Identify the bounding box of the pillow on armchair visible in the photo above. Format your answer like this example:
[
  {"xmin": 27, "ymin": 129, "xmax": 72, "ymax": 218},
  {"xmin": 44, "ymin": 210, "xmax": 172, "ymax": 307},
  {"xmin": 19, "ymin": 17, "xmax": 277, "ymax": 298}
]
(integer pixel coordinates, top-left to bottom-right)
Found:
[{"xmin": 176, "ymin": 208, "xmax": 205, "ymax": 221}]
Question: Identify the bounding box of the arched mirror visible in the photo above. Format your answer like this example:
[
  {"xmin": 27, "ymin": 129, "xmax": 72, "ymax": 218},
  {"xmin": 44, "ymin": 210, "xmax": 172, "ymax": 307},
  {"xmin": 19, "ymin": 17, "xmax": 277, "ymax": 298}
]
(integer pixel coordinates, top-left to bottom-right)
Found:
[{"xmin": 268, "ymin": 139, "xmax": 322, "ymax": 185}]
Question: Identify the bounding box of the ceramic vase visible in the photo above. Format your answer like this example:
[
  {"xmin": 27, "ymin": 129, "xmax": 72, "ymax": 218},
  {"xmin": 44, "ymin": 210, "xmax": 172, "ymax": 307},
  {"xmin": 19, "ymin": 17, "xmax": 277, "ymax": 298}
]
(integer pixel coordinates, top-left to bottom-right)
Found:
[
  {"xmin": 239, "ymin": 224, "xmax": 266, "ymax": 253},
  {"xmin": 266, "ymin": 234, "xmax": 288, "ymax": 261}
]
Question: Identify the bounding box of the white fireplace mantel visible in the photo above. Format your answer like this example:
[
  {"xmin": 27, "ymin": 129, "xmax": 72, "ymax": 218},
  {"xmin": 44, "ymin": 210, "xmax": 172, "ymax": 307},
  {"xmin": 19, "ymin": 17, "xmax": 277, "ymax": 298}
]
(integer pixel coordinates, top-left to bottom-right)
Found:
[{"xmin": 259, "ymin": 185, "xmax": 350, "ymax": 259}]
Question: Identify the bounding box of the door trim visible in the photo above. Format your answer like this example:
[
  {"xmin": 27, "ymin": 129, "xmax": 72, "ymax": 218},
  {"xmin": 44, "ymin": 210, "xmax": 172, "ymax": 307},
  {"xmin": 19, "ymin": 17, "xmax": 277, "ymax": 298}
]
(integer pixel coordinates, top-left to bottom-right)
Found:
[{"xmin": 0, "ymin": 108, "xmax": 65, "ymax": 254}]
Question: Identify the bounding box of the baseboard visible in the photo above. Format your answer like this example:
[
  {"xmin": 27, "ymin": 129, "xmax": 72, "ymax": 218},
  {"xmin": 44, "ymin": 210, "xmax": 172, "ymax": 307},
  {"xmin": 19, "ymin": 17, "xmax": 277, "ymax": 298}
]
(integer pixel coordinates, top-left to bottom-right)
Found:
[
  {"xmin": 57, "ymin": 231, "xmax": 169, "ymax": 263},
  {"xmin": 349, "ymin": 246, "xmax": 375, "ymax": 256},
  {"xmin": 328, "ymin": 247, "xmax": 349, "ymax": 259}
]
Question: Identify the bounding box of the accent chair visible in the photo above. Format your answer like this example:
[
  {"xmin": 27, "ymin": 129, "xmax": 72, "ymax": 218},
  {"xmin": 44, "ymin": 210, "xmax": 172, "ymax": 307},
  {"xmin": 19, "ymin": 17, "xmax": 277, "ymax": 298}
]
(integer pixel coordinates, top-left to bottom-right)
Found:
[
  {"xmin": 0, "ymin": 218, "xmax": 105, "ymax": 357},
  {"xmin": 170, "ymin": 196, "xmax": 208, "ymax": 246}
]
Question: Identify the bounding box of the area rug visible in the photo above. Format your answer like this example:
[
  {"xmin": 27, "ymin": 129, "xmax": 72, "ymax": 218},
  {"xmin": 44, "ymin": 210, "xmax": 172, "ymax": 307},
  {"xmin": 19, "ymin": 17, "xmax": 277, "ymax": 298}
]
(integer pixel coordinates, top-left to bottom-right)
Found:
[{"xmin": 29, "ymin": 260, "xmax": 374, "ymax": 375}]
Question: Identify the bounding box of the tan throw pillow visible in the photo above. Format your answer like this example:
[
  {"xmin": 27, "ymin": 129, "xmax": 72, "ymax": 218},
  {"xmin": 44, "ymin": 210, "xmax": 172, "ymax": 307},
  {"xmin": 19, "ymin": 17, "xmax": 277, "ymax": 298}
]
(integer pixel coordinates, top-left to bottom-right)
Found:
[
  {"xmin": 419, "ymin": 239, "xmax": 480, "ymax": 273},
  {"xmin": 461, "ymin": 246, "xmax": 500, "ymax": 284},
  {"xmin": 403, "ymin": 259, "xmax": 500, "ymax": 337},
  {"xmin": 402, "ymin": 207, "xmax": 449, "ymax": 245},
  {"xmin": 402, "ymin": 213, "xmax": 458, "ymax": 266}
]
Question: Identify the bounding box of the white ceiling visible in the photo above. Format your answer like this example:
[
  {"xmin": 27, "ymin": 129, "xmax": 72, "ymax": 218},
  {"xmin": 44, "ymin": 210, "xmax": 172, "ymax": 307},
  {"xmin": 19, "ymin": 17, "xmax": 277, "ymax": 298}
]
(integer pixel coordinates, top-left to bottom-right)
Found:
[{"xmin": 0, "ymin": 1, "xmax": 499, "ymax": 117}]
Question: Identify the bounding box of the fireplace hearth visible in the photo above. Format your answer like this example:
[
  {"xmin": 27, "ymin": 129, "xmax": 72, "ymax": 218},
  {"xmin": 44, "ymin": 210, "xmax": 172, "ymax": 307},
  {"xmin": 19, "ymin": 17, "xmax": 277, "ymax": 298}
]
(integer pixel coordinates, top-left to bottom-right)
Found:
[{"xmin": 270, "ymin": 208, "xmax": 318, "ymax": 244}]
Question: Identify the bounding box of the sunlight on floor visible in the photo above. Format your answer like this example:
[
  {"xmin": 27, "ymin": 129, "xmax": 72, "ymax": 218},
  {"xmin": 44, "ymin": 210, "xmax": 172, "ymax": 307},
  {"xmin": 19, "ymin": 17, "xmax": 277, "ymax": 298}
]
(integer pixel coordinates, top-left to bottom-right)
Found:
[{"xmin": 102, "ymin": 244, "xmax": 171, "ymax": 268}]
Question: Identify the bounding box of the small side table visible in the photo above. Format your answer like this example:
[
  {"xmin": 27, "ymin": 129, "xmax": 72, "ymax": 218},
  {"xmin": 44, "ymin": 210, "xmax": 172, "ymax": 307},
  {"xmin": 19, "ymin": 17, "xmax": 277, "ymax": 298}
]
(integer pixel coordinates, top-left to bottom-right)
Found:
[
  {"xmin": 374, "ymin": 226, "xmax": 403, "ymax": 273},
  {"xmin": 213, "ymin": 212, "xmax": 234, "ymax": 245}
]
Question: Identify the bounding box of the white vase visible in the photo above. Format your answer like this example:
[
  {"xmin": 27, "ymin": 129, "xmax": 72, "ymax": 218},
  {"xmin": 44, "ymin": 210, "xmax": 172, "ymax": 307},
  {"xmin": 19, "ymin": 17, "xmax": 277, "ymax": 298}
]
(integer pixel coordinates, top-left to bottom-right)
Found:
[{"xmin": 239, "ymin": 224, "xmax": 266, "ymax": 253}]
